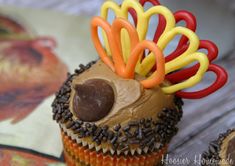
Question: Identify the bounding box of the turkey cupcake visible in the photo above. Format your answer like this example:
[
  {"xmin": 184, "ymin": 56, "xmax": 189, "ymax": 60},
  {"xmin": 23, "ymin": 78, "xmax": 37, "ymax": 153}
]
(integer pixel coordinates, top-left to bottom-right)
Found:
[
  {"xmin": 51, "ymin": 0, "xmax": 227, "ymax": 165},
  {"xmin": 53, "ymin": 60, "xmax": 183, "ymax": 166},
  {"xmin": 202, "ymin": 129, "xmax": 235, "ymax": 166}
]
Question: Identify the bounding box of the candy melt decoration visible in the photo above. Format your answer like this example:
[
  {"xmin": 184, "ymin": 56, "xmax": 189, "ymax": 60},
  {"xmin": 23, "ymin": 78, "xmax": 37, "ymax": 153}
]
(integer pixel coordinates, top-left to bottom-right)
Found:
[
  {"xmin": 176, "ymin": 64, "xmax": 228, "ymax": 99},
  {"xmin": 98, "ymin": 0, "xmax": 207, "ymax": 93},
  {"xmin": 165, "ymin": 40, "xmax": 228, "ymax": 99},
  {"xmin": 127, "ymin": 0, "xmax": 227, "ymax": 98},
  {"xmin": 93, "ymin": 0, "xmax": 227, "ymax": 97},
  {"xmin": 162, "ymin": 11, "xmax": 197, "ymax": 61},
  {"xmin": 166, "ymin": 40, "xmax": 219, "ymax": 83},
  {"xmin": 129, "ymin": 0, "xmax": 199, "ymax": 75},
  {"xmin": 137, "ymin": 26, "xmax": 200, "ymax": 76},
  {"xmin": 91, "ymin": 16, "xmax": 209, "ymax": 93},
  {"xmin": 91, "ymin": 17, "xmax": 165, "ymax": 89},
  {"xmin": 138, "ymin": 0, "xmax": 162, "ymax": 43},
  {"xmin": 134, "ymin": 26, "xmax": 205, "ymax": 94},
  {"xmin": 162, "ymin": 52, "xmax": 209, "ymax": 94},
  {"xmin": 101, "ymin": 0, "xmax": 175, "ymax": 64},
  {"xmin": 130, "ymin": 0, "xmax": 197, "ymax": 49},
  {"xmin": 101, "ymin": 0, "xmax": 175, "ymax": 41},
  {"xmin": 100, "ymin": 0, "xmax": 202, "ymax": 78}
]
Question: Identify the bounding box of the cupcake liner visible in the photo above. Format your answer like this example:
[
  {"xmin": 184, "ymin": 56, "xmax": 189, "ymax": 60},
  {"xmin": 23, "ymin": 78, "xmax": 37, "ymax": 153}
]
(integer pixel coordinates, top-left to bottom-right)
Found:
[
  {"xmin": 62, "ymin": 132, "xmax": 167, "ymax": 166},
  {"xmin": 64, "ymin": 150, "xmax": 76, "ymax": 166}
]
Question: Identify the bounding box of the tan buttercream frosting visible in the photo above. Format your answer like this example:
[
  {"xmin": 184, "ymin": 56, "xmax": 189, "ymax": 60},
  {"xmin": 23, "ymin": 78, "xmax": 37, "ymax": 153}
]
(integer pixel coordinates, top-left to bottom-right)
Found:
[{"xmin": 70, "ymin": 60, "xmax": 176, "ymax": 128}]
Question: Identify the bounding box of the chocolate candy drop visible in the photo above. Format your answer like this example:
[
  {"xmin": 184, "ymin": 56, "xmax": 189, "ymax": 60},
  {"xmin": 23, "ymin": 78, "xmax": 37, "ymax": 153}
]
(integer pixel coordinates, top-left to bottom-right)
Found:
[{"xmin": 73, "ymin": 79, "xmax": 114, "ymax": 122}]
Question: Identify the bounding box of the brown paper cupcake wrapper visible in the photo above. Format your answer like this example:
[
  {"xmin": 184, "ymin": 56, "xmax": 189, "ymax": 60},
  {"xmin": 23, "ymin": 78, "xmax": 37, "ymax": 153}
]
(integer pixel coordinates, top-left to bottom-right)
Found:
[{"xmin": 62, "ymin": 132, "xmax": 167, "ymax": 166}]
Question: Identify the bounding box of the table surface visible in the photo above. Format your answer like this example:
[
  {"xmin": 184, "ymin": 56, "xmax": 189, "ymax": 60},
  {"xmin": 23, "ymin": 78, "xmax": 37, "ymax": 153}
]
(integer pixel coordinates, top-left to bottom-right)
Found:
[{"xmin": 0, "ymin": 1, "xmax": 234, "ymax": 166}]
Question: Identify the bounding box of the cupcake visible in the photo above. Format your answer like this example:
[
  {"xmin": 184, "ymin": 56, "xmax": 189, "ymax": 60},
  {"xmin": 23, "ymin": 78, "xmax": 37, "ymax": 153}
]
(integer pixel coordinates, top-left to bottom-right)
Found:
[
  {"xmin": 202, "ymin": 129, "xmax": 235, "ymax": 166},
  {"xmin": 52, "ymin": 60, "xmax": 184, "ymax": 166},
  {"xmin": 52, "ymin": 0, "xmax": 227, "ymax": 165}
]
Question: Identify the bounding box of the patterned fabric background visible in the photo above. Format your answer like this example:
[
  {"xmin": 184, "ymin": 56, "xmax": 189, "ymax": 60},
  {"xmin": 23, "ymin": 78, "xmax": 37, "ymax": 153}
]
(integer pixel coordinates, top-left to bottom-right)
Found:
[{"xmin": 0, "ymin": 5, "xmax": 98, "ymax": 165}]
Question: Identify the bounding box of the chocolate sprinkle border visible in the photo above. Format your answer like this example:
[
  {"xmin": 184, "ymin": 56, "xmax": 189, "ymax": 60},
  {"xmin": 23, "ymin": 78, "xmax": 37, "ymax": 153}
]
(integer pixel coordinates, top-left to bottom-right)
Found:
[
  {"xmin": 52, "ymin": 61, "xmax": 184, "ymax": 154},
  {"xmin": 201, "ymin": 128, "xmax": 235, "ymax": 166}
]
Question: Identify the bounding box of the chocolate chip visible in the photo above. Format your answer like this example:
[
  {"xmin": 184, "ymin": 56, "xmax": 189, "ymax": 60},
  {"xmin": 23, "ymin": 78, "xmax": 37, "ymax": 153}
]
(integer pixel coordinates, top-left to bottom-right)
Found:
[
  {"xmin": 111, "ymin": 135, "xmax": 118, "ymax": 144},
  {"xmin": 66, "ymin": 121, "xmax": 75, "ymax": 129},
  {"xmin": 71, "ymin": 123, "xmax": 80, "ymax": 130},
  {"xmin": 140, "ymin": 119, "xmax": 145, "ymax": 124},
  {"xmin": 112, "ymin": 143, "xmax": 118, "ymax": 150},
  {"xmin": 102, "ymin": 125, "xmax": 109, "ymax": 131},
  {"xmin": 76, "ymin": 120, "xmax": 83, "ymax": 125},
  {"xmin": 158, "ymin": 112, "xmax": 165, "ymax": 119},
  {"xmin": 137, "ymin": 128, "xmax": 143, "ymax": 140},
  {"xmin": 54, "ymin": 114, "xmax": 61, "ymax": 122},
  {"xmin": 120, "ymin": 145, "xmax": 129, "ymax": 152},
  {"xmin": 209, "ymin": 145, "xmax": 217, "ymax": 154},
  {"xmin": 108, "ymin": 131, "xmax": 114, "ymax": 140},
  {"xmin": 120, "ymin": 136, "xmax": 128, "ymax": 142},
  {"xmin": 210, "ymin": 141, "xmax": 219, "ymax": 150},
  {"xmin": 123, "ymin": 125, "xmax": 130, "ymax": 132},
  {"xmin": 125, "ymin": 131, "xmax": 133, "ymax": 138},
  {"xmin": 52, "ymin": 108, "xmax": 57, "ymax": 114},
  {"xmin": 91, "ymin": 124, "xmax": 97, "ymax": 133},
  {"xmin": 73, "ymin": 79, "xmax": 114, "ymax": 122},
  {"xmin": 129, "ymin": 139, "xmax": 140, "ymax": 144},
  {"xmin": 85, "ymin": 131, "xmax": 91, "ymax": 136},
  {"xmin": 145, "ymin": 130, "xmax": 154, "ymax": 137},
  {"xmin": 79, "ymin": 130, "xmax": 86, "ymax": 138},
  {"xmin": 146, "ymin": 138, "xmax": 155, "ymax": 146},
  {"xmin": 98, "ymin": 133, "xmax": 104, "ymax": 140},
  {"xmin": 95, "ymin": 139, "xmax": 101, "ymax": 145},
  {"xmin": 143, "ymin": 128, "xmax": 152, "ymax": 134},
  {"xmin": 113, "ymin": 124, "xmax": 121, "ymax": 131},
  {"xmin": 144, "ymin": 122, "xmax": 151, "ymax": 128},
  {"xmin": 95, "ymin": 128, "xmax": 102, "ymax": 137}
]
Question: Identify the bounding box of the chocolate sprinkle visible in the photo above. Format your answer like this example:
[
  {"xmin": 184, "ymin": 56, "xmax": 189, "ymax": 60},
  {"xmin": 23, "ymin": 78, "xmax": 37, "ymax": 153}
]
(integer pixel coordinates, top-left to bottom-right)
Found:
[
  {"xmin": 113, "ymin": 124, "xmax": 121, "ymax": 131},
  {"xmin": 51, "ymin": 61, "xmax": 184, "ymax": 155}
]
